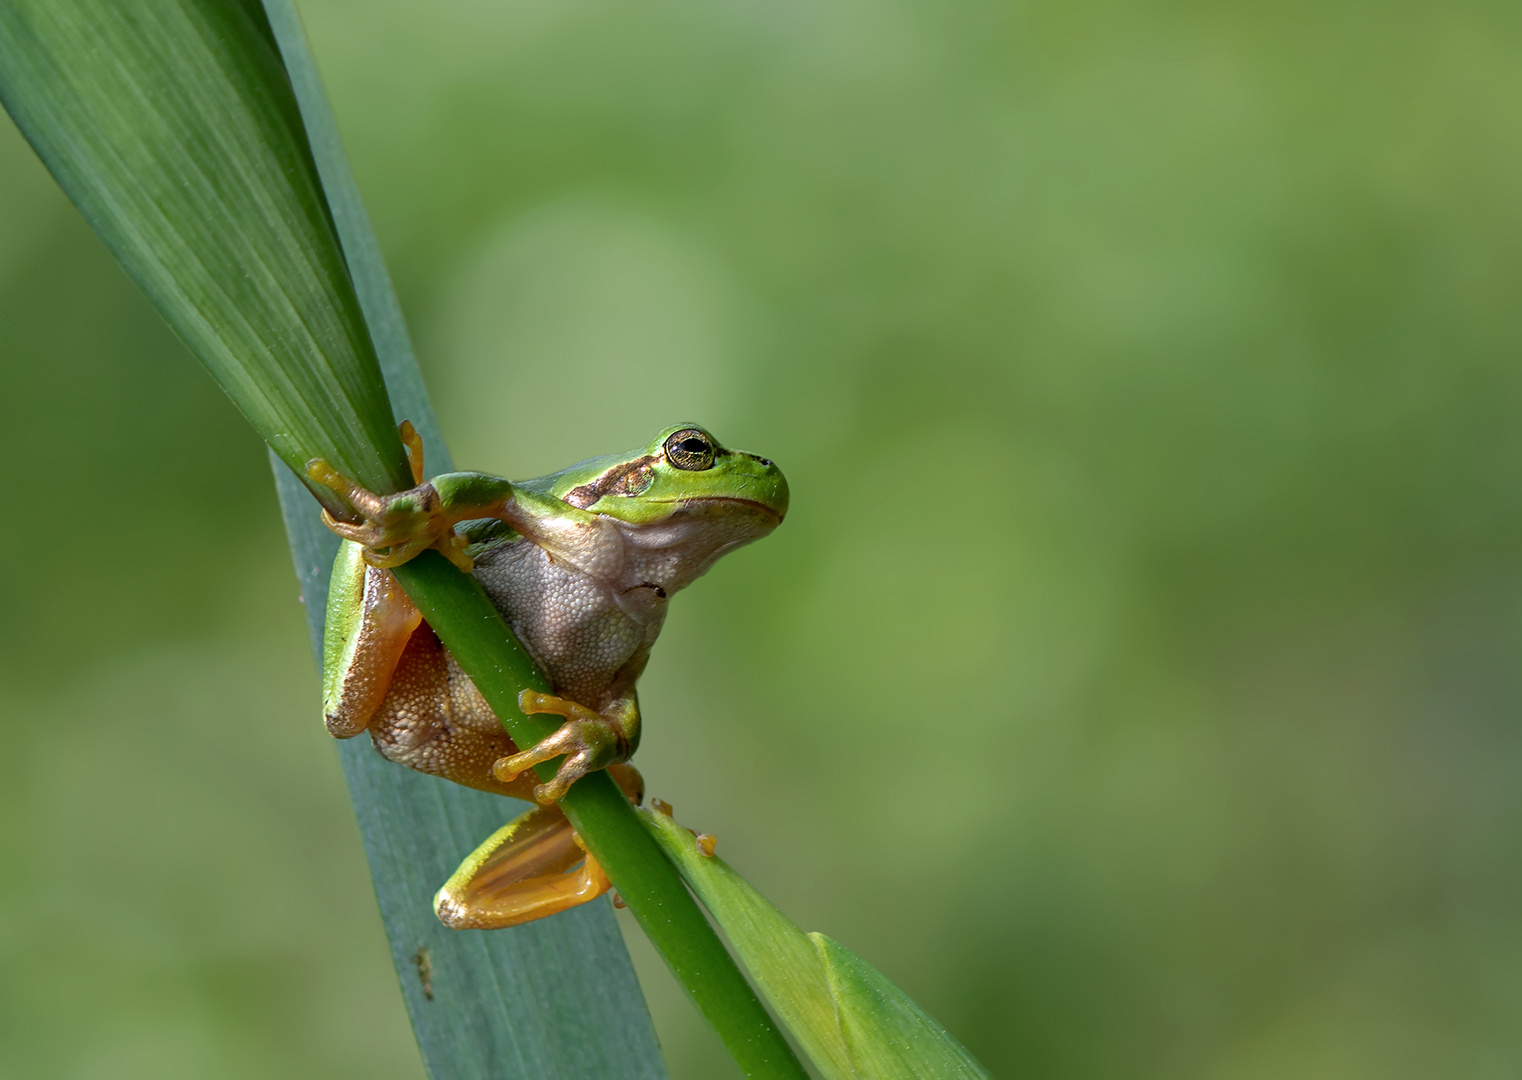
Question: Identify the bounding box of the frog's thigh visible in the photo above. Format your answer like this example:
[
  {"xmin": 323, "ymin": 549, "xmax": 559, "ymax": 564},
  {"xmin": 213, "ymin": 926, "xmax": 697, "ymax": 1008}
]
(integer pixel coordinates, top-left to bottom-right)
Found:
[
  {"xmin": 369, "ymin": 625, "xmax": 537, "ymax": 800},
  {"xmin": 326, "ymin": 565, "xmax": 424, "ymax": 738}
]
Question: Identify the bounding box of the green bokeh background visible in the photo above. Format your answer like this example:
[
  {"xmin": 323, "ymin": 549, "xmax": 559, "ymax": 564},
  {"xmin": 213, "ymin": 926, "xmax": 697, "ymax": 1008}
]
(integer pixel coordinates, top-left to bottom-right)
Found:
[{"xmin": 3, "ymin": 1, "xmax": 1521, "ymax": 1077}]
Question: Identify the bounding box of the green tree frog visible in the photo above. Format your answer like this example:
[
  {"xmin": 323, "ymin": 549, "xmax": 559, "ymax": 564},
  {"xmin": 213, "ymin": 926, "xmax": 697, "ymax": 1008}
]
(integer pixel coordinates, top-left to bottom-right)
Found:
[{"xmin": 309, "ymin": 423, "xmax": 787, "ymax": 929}]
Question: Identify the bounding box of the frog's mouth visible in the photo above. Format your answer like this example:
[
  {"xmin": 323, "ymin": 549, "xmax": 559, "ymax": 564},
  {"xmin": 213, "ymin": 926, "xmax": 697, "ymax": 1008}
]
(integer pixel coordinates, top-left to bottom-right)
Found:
[{"xmin": 672, "ymin": 496, "xmax": 786, "ymax": 526}]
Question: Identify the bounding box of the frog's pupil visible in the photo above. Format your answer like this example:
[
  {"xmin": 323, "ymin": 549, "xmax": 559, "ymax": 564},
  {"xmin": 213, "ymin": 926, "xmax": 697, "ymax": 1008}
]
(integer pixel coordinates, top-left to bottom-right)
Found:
[{"xmin": 680, "ymin": 439, "xmax": 706, "ymax": 452}]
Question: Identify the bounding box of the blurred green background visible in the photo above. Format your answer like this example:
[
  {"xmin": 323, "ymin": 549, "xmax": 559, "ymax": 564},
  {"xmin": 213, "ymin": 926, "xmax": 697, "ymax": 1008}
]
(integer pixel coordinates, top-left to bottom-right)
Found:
[{"xmin": 3, "ymin": 0, "xmax": 1521, "ymax": 1076}]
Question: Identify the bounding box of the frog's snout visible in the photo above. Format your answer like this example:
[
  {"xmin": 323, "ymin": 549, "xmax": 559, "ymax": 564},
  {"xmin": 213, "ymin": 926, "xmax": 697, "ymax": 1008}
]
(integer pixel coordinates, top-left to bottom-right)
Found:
[
  {"xmin": 708, "ymin": 448, "xmax": 789, "ymax": 524},
  {"xmin": 745, "ymin": 454, "xmax": 789, "ymax": 523},
  {"xmin": 771, "ymin": 473, "xmax": 790, "ymax": 523}
]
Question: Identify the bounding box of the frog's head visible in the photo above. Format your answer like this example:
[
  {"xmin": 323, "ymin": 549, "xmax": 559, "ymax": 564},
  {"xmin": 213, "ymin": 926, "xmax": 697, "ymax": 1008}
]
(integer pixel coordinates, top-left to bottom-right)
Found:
[
  {"xmin": 547, "ymin": 424, "xmax": 788, "ymax": 524},
  {"xmin": 528, "ymin": 424, "xmax": 788, "ymax": 589}
]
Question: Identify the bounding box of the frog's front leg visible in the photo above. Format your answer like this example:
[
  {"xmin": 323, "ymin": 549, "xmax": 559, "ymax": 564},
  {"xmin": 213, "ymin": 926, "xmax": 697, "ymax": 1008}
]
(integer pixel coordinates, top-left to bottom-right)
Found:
[
  {"xmin": 434, "ymin": 764, "xmax": 643, "ymax": 929},
  {"xmin": 307, "ymin": 456, "xmax": 622, "ymax": 579},
  {"xmin": 305, "ymin": 457, "xmax": 488, "ymax": 574},
  {"xmin": 493, "ymin": 692, "xmax": 642, "ymax": 804}
]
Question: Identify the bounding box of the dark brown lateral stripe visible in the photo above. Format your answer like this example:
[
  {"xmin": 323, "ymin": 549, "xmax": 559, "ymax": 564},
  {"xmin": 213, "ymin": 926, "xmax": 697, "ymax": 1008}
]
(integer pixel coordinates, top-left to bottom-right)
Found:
[{"xmin": 563, "ymin": 455, "xmax": 659, "ymax": 508}]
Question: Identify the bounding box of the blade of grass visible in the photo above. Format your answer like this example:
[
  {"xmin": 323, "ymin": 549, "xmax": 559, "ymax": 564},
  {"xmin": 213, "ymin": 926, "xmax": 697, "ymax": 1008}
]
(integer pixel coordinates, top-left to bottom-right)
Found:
[
  {"xmin": 0, "ymin": 1, "xmax": 807, "ymax": 1075},
  {"xmin": 0, "ymin": 3, "xmax": 664, "ymax": 1077}
]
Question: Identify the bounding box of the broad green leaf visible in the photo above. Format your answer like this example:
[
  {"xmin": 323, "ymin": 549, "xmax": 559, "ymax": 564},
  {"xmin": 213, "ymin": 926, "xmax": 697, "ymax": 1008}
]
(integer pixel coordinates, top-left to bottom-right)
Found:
[
  {"xmin": 644, "ymin": 810, "xmax": 992, "ymax": 1080},
  {"xmin": 0, "ymin": 2, "xmax": 665, "ymax": 1076},
  {"xmin": 0, "ymin": 0, "xmax": 408, "ymax": 509}
]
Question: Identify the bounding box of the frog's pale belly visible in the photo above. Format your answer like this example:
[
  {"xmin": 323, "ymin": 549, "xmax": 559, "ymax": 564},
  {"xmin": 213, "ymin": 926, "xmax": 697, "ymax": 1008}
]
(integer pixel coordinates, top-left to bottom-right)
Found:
[{"xmin": 471, "ymin": 537, "xmax": 664, "ymax": 713}]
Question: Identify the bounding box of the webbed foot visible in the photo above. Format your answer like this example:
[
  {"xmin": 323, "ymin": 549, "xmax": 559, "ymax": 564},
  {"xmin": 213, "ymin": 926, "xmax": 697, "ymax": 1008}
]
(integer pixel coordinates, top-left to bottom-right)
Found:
[{"xmin": 492, "ymin": 690, "xmax": 632, "ymax": 804}]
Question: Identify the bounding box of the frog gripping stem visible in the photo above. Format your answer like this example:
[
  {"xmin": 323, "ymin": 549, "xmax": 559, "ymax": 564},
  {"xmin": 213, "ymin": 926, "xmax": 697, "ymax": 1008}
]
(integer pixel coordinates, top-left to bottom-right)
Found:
[
  {"xmin": 494, "ymin": 690, "xmax": 631, "ymax": 804},
  {"xmin": 305, "ymin": 426, "xmax": 474, "ymax": 572}
]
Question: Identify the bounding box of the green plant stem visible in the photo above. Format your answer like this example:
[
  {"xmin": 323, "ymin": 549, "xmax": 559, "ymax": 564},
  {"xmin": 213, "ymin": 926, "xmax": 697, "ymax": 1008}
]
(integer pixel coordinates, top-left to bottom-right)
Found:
[{"xmin": 392, "ymin": 553, "xmax": 808, "ymax": 1079}]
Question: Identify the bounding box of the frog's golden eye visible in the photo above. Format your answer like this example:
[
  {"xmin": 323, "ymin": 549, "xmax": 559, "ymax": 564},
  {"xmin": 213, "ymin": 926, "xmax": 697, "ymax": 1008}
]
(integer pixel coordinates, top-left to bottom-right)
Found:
[{"xmin": 663, "ymin": 429, "xmax": 715, "ymax": 471}]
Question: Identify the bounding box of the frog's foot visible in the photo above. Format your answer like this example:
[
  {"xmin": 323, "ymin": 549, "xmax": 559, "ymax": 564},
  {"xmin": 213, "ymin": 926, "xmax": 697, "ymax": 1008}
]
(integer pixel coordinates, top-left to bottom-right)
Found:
[
  {"xmin": 492, "ymin": 691, "xmax": 631, "ymax": 804},
  {"xmin": 434, "ymin": 764, "xmax": 643, "ymax": 930},
  {"xmin": 304, "ymin": 457, "xmax": 473, "ymax": 572},
  {"xmin": 434, "ymin": 802, "xmax": 609, "ymax": 930}
]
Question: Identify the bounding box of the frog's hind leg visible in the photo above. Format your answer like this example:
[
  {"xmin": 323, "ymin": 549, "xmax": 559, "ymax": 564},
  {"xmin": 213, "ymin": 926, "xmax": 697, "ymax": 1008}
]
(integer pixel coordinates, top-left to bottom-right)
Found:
[
  {"xmin": 368, "ymin": 624, "xmax": 540, "ymax": 798},
  {"xmin": 434, "ymin": 764, "xmax": 643, "ymax": 930},
  {"xmin": 433, "ymin": 803, "xmax": 608, "ymax": 929},
  {"xmin": 324, "ymin": 552, "xmax": 424, "ymax": 739}
]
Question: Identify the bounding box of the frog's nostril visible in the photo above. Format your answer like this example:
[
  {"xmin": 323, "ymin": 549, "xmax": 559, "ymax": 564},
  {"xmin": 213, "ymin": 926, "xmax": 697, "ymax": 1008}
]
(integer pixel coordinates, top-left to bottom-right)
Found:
[{"xmin": 757, "ymin": 458, "xmax": 772, "ymax": 467}]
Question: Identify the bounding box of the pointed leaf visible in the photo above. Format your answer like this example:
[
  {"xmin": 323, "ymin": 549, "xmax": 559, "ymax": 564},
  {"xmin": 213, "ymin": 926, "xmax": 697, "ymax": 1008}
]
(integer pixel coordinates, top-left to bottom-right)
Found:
[{"xmin": 644, "ymin": 810, "xmax": 991, "ymax": 1080}]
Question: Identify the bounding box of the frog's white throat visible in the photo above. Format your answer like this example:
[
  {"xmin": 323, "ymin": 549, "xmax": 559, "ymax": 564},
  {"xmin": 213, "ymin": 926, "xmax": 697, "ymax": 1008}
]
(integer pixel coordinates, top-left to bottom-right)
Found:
[{"xmin": 612, "ymin": 500, "xmax": 780, "ymax": 598}]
